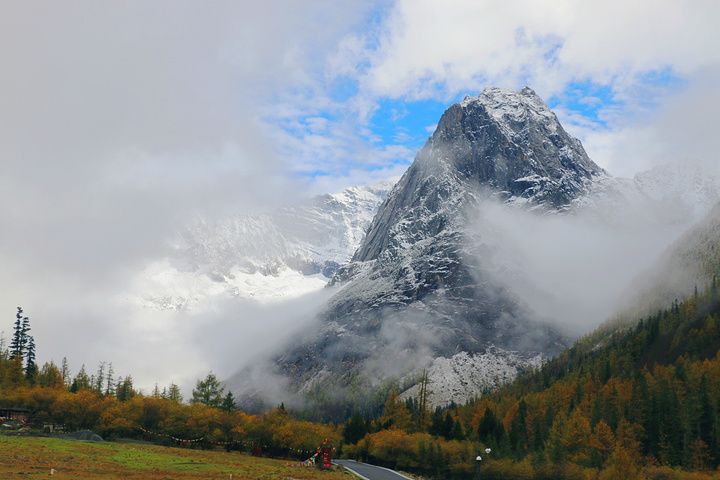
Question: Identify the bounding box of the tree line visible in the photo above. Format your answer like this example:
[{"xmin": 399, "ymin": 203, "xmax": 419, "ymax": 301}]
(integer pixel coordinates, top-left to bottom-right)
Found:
[{"xmin": 0, "ymin": 307, "xmax": 338, "ymax": 459}]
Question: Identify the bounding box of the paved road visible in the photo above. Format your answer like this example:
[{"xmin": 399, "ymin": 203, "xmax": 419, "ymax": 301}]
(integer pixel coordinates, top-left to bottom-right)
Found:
[{"xmin": 334, "ymin": 459, "xmax": 414, "ymax": 480}]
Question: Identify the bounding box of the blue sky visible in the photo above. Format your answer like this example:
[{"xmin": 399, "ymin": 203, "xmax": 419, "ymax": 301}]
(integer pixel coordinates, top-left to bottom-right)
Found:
[
  {"xmin": 255, "ymin": 0, "xmax": 719, "ymax": 189},
  {"xmin": 1, "ymin": 0, "xmax": 719, "ymax": 390}
]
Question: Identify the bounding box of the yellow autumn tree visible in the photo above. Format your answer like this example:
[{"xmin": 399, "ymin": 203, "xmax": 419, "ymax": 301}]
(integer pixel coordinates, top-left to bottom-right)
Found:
[
  {"xmin": 561, "ymin": 409, "xmax": 591, "ymax": 464},
  {"xmin": 380, "ymin": 391, "xmax": 412, "ymax": 431},
  {"xmin": 366, "ymin": 429, "xmax": 418, "ymax": 469},
  {"xmin": 589, "ymin": 419, "xmax": 615, "ymax": 467},
  {"xmin": 600, "ymin": 448, "xmax": 644, "ymax": 480}
]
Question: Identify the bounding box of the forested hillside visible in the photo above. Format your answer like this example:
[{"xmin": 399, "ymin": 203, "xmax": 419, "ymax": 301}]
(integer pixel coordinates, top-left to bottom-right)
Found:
[{"xmin": 340, "ymin": 285, "xmax": 720, "ymax": 479}]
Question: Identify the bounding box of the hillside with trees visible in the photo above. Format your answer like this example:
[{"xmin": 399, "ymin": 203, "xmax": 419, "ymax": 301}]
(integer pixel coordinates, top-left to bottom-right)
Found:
[{"xmin": 339, "ymin": 285, "xmax": 720, "ymax": 479}]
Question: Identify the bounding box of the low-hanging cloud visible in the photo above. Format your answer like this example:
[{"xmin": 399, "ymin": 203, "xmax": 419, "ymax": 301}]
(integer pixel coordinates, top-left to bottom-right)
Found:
[
  {"xmin": 468, "ymin": 198, "xmax": 698, "ymax": 336},
  {"xmin": 2, "ymin": 273, "xmax": 336, "ymax": 397}
]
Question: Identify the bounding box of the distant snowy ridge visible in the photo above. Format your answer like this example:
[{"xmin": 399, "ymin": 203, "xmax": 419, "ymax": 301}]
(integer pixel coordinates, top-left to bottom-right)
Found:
[
  {"xmin": 130, "ymin": 180, "xmax": 395, "ymax": 311},
  {"xmin": 575, "ymin": 160, "xmax": 720, "ymax": 227}
]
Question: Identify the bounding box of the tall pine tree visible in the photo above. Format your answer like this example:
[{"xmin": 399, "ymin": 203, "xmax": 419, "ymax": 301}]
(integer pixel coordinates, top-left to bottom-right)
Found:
[{"xmin": 10, "ymin": 307, "xmax": 26, "ymax": 360}]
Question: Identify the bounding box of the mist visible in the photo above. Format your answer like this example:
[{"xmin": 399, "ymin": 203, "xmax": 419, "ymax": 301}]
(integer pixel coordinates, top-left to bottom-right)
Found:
[
  {"xmin": 0, "ymin": 264, "xmax": 336, "ymax": 397},
  {"xmin": 469, "ymin": 197, "xmax": 701, "ymax": 336}
]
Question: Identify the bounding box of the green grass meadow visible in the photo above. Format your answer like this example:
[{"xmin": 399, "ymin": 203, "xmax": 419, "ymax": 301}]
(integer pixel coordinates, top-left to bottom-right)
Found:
[{"xmin": 0, "ymin": 435, "xmax": 352, "ymax": 480}]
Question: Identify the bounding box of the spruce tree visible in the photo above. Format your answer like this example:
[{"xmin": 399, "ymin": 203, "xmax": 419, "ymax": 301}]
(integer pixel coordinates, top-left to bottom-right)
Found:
[
  {"xmin": 60, "ymin": 357, "xmax": 71, "ymax": 388},
  {"xmin": 24, "ymin": 335, "xmax": 37, "ymax": 383},
  {"xmin": 116, "ymin": 376, "xmax": 135, "ymax": 402},
  {"xmin": 20, "ymin": 315, "xmax": 30, "ymax": 354},
  {"xmin": 343, "ymin": 411, "xmax": 369, "ymax": 445},
  {"xmin": 440, "ymin": 411, "xmax": 454, "ymax": 439},
  {"xmin": 167, "ymin": 382, "xmax": 183, "ymax": 403},
  {"xmin": 478, "ymin": 407, "xmax": 499, "ymax": 444},
  {"xmin": 75, "ymin": 364, "xmax": 91, "ymax": 390},
  {"xmin": 104, "ymin": 362, "xmax": 114, "ymax": 397},
  {"xmin": 220, "ymin": 391, "xmax": 237, "ymax": 412},
  {"xmin": 10, "ymin": 307, "xmax": 25, "ymax": 360},
  {"xmin": 94, "ymin": 361, "xmax": 106, "ymax": 392},
  {"xmin": 9, "ymin": 307, "xmax": 36, "ymax": 380}
]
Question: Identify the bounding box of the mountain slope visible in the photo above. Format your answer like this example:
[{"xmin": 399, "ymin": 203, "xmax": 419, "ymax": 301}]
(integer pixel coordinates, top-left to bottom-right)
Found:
[
  {"xmin": 340, "ymin": 284, "xmax": 720, "ymax": 479},
  {"xmin": 618, "ymin": 199, "xmax": 720, "ymax": 319}
]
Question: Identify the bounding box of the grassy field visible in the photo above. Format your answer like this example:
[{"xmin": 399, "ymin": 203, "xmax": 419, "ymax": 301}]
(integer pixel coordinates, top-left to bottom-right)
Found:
[{"xmin": 0, "ymin": 435, "xmax": 354, "ymax": 480}]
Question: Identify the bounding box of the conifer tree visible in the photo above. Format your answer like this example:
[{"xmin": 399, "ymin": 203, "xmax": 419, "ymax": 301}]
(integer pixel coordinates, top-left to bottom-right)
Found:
[
  {"xmin": 167, "ymin": 382, "xmax": 183, "ymax": 403},
  {"xmin": 24, "ymin": 334, "xmax": 37, "ymax": 383},
  {"xmin": 104, "ymin": 362, "xmax": 115, "ymax": 397},
  {"xmin": 697, "ymin": 374, "xmax": 714, "ymax": 449},
  {"xmin": 449, "ymin": 416, "xmax": 465, "ymax": 441},
  {"xmin": 94, "ymin": 361, "xmax": 106, "ymax": 392},
  {"xmin": 8, "ymin": 308, "xmax": 36, "ymax": 382},
  {"xmin": 60, "ymin": 357, "xmax": 71, "ymax": 388},
  {"xmin": 10, "ymin": 307, "xmax": 26, "ymax": 360},
  {"xmin": 191, "ymin": 372, "xmax": 224, "ymax": 408},
  {"xmin": 478, "ymin": 407, "xmax": 500, "ymax": 445},
  {"xmin": 220, "ymin": 391, "xmax": 237, "ymax": 412},
  {"xmin": 75, "ymin": 364, "xmax": 91, "ymax": 390},
  {"xmin": 509, "ymin": 399, "xmax": 528, "ymax": 455},
  {"xmin": 343, "ymin": 411, "xmax": 369, "ymax": 445},
  {"xmin": 21, "ymin": 315, "xmax": 30, "ymax": 350},
  {"xmin": 440, "ymin": 411, "xmax": 454, "ymax": 439},
  {"xmin": 428, "ymin": 408, "xmax": 443, "ymax": 436},
  {"xmin": 115, "ymin": 376, "xmax": 135, "ymax": 402},
  {"xmin": 416, "ymin": 369, "xmax": 432, "ymax": 430}
]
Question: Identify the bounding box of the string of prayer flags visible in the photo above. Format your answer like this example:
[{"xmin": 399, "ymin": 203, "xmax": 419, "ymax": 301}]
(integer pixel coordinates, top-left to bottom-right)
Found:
[
  {"xmin": 290, "ymin": 452, "xmax": 318, "ymax": 467},
  {"xmin": 139, "ymin": 427, "xmax": 203, "ymax": 443}
]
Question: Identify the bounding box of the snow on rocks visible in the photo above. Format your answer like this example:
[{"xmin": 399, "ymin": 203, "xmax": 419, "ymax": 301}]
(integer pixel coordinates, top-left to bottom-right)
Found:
[{"xmin": 399, "ymin": 348, "xmax": 544, "ymax": 408}]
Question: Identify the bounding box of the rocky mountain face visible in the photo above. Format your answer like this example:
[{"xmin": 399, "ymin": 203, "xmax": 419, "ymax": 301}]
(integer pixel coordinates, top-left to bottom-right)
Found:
[
  {"xmin": 227, "ymin": 87, "xmax": 612, "ymax": 412},
  {"xmin": 329, "ymin": 87, "xmax": 603, "ymax": 317},
  {"xmin": 130, "ymin": 180, "xmax": 394, "ymax": 311}
]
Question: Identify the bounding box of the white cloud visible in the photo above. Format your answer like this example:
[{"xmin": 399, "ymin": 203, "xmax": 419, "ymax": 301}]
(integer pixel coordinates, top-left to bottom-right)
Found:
[
  {"xmin": 473, "ymin": 199, "xmax": 692, "ymax": 335},
  {"xmin": 358, "ymin": 0, "xmax": 720, "ymax": 99},
  {"xmin": 558, "ymin": 65, "xmax": 720, "ymax": 178},
  {"xmin": 0, "ymin": 0, "xmax": 375, "ymax": 391},
  {"xmin": 344, "ymin": 0, "xmax": 720, "ymax": 176}
]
